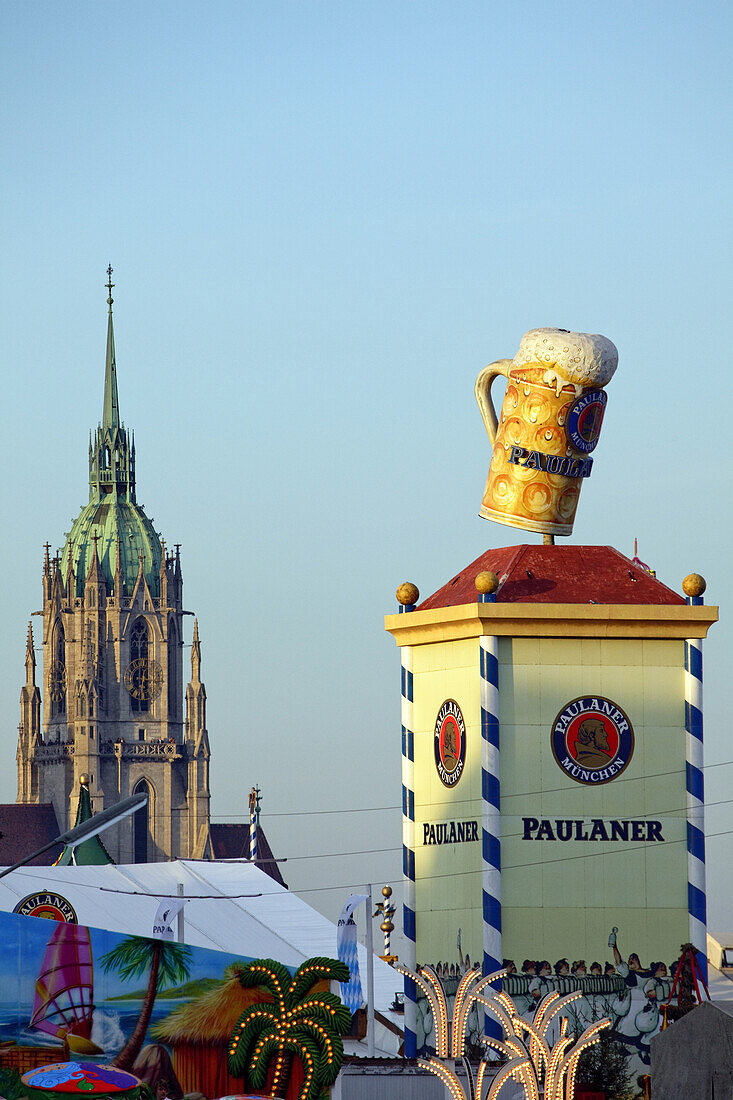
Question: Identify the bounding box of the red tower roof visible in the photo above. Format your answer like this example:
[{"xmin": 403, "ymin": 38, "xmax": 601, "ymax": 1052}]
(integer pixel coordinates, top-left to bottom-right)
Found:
[{"xmin": 418, "ymin": 545, "xmax": 685, "ymax": 610}]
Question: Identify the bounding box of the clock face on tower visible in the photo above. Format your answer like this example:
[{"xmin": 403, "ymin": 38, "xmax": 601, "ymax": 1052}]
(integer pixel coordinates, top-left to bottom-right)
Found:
[
  {"xmin": 124, "ymin": 658, "xmax": 163, "ymax": 701},
  {"xmin": 48, "ymin": 661, "xmax": 67, "ymax": 702}
]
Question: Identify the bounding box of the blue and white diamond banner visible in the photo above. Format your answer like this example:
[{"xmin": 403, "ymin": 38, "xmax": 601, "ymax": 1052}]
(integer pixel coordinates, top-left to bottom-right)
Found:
[{"xmin": 337, "ymin": 893, "xmax": 368, "ymax": 1012}]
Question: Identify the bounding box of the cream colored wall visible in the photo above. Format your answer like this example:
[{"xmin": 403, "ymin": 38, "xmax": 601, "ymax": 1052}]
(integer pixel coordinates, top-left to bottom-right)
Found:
[
  {"xmin": 501, "ymin": 636, "xmax": 688, "ymax": 967},
  {"xmin": 411, "ymin": 634, "xmax": 689, "ymax": 971},
  {"xmin": 413, "ymin": 637, "xmax": 483, "ymax": 967}
]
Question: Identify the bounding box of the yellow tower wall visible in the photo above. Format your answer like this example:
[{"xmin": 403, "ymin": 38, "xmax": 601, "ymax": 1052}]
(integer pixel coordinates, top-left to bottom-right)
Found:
[{"xmin": 409, "ymin": 629, "xmax": 690, "ymax": 971}]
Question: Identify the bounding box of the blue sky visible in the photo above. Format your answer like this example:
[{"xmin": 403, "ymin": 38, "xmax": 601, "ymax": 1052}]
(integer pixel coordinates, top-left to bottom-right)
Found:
[{"xmin": 1, "ymin": 1, "xmax": 731, "ymax": 943}]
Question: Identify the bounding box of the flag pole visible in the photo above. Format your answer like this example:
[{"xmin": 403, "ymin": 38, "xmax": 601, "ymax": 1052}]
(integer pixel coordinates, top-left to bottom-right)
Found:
[
  {"xmin": 365, "ymin": 883, "xmax": 375, "ymax": 1057},
  {"xmin": 177, "ymin": 882, "xmax": 185, "ymax": 943}
]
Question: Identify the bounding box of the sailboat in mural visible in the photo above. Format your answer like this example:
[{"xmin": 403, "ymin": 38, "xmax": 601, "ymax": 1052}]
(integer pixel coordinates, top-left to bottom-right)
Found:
[{"xmin": 30, "ymin": 923, "xmax": 103, "ymax": 1055}]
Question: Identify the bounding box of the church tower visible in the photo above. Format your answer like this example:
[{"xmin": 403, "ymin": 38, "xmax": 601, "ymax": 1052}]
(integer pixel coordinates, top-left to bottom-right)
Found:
[{"xmin": 16, "ymin": 269, "xmax": 212, "ymax": 863}]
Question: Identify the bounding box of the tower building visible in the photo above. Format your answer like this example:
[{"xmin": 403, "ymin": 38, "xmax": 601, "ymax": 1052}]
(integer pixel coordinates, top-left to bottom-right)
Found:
[
  {"xmin": 386, "ymin": 328, "xmax": 719, "ymax": 1069},
  {"xmin": 16, "ymin": 272, "xmax": 212, "ymax": 863}
]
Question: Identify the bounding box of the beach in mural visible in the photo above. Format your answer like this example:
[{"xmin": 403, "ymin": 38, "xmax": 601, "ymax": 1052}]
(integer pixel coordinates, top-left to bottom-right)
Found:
[{"xmin": 0, "ymin": 997, "xmax": 193, "ymax": 1058}]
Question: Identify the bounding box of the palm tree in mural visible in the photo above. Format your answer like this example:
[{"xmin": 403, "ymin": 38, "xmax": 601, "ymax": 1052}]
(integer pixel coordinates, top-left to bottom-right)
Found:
[
  {"xmin": 227, "ymin": 957, "xmax": 352, "ymax": 1100},
  {"xmin": 100, "ymin": 936, "xmax": 192, "ymax": 1071}
]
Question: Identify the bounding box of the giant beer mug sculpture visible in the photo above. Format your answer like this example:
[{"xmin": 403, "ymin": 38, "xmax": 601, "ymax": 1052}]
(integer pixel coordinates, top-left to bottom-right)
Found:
[{"xmin": 475, "ymin": 328, "xmax": 618, "ymax": 537}]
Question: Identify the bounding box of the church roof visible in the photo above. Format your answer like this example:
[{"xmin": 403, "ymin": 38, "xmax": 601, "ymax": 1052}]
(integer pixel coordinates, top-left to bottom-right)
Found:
[
  {"xmin": 210, "ymin": 824, "xmax": 287, "ymax": 887},
  {"xmin": 418, "ymin": 544, "xmax": 686, "ymax": 610},
  {"xmin": 0, "ymin": 805, "xmax": 63, "ymax": 866},
  {"xmin": 61, "ymin": 497, "xmax": 161, "ymax": 599}
]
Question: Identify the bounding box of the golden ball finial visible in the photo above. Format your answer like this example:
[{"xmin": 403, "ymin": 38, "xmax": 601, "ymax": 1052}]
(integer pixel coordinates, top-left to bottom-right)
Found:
[
  {"xmin": 475, "ymin": 571, "xmax": 500, "ymax": 595},
  {"xmin": 396, "ymin": 582, "xmax": 419, "ymax": 606},
  {"xmin": 79, "ymin": 774, "xmax": 90, "ymax": 787},
  {"xmin": 382, "ymin": 884, "xmax": 392, "ymax": 899},
  {"xmin": 682, "ymin": 573, "xmax": 706, "ymax": 598}
]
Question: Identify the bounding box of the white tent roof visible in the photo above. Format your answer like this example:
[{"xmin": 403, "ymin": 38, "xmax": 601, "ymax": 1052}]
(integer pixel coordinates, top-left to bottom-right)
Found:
[{"xmin": 0, "ymin": 859, "xmax": 403, "ymax": 1055}]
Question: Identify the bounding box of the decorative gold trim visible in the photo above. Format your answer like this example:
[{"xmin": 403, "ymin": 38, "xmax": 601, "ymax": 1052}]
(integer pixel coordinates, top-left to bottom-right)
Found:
[{"xmin": 385, "ymin": 602, "xmax": 718, "ymax": 645}]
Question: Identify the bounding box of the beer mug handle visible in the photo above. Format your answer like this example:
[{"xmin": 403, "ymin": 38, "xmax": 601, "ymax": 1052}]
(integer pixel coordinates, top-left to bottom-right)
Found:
[{"xmin": 475, "ymin": 359, "xmax": 512, "ymax": 444}]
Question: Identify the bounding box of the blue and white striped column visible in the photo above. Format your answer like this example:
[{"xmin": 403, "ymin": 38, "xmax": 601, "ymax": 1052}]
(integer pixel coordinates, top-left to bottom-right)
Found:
[
  {"xmin": 684, "ymin": 575, "xmax": 707, "ymax": 983},
  {"xmin": 397, "ymin": 583, "xmax": 418, "ymax": 1059},
  {"xmin": 477, "ymin": 571, "xmax": 501, "ymax": 1038},
  {"xmin": 249, "ymin": 785, "xmax": 260, "ymax": 864}
]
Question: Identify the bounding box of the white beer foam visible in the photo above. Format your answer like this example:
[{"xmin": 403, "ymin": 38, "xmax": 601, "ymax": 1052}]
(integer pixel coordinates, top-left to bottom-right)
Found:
[{"xmin": 512, "ymin": 327, "xmax": 618, "ymax": 396}]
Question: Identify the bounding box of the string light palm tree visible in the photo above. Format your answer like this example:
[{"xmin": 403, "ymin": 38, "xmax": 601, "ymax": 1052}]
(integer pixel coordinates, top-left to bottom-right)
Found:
[
  {"xmin": 397, "ymin": 962, "xmax": 610, "ymax": 1100},
  {"xmin": 227, "ymin": 957, "xmax": 352, "ymax": 1100}
]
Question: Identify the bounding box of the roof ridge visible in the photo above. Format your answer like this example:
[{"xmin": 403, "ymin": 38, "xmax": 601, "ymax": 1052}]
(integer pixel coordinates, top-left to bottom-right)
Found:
[{"xmin": 498, "ymin": 545, "xmax": 530, "ymax": 592}]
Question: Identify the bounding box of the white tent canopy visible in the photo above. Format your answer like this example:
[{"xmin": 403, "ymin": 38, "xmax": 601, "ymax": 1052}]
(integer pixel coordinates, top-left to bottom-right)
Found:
[{"xmin": 0, "ymin": 858, "xmax": 403, "ymax": 1057}]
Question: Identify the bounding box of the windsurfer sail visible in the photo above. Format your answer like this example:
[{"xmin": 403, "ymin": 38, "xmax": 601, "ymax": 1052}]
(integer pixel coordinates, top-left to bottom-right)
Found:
[{"xmin": 30, "ymin": 923, "xmax": 102, "ymax": 1054}]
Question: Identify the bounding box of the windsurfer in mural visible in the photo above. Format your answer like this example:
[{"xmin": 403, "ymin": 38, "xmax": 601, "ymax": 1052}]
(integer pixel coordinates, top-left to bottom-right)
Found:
[{"xmin": 29, "ymin": 922, "xmax": 103, "ymax": 1056}]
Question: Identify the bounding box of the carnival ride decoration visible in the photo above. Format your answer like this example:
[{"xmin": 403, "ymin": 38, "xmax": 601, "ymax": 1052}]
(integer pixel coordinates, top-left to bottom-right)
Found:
[
  {"xmin": 21, "ymin": 1062, "xmax": 141, "ymax": 1100},
  {"xmin": 397, "ymin": 962, "xmax": 610, "ymax": 1100}
]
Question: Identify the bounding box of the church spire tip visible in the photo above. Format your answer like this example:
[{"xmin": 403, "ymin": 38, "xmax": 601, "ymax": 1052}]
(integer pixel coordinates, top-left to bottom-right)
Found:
[{"xmin": 103, "ymin": 265, "xmax": 120, "ymax": 430}]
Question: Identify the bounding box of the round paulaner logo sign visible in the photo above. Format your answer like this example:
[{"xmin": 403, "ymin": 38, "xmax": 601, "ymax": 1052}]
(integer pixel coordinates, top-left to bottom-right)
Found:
[
  {"xmin": 13, "ymin": 891, "xmax": 77, "ymax": 922},
  {"xmin": 566, "ymin": 389, "xmax": 607, "ymax": 453},
  {"xmin": 551, "ymin": 696, "xmax": 634, "ymax": 786},
  {"xmin": 434, "ymin": 699, "xmax": 466, "ymax": 787}
]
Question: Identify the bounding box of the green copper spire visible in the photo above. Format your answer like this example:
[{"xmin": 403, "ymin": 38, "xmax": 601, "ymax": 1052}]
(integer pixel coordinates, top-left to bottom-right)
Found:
[
  {"xmin": 102, "ymin": 265, "xmax": 120, "ymax": 430},
  {"xmin": 55, "ymin": 777, "xmax": 114, "ymax": 866},
  {"xmin": 87, "ymin": 267, "xmax": 136, "ymax": 505},
  {"xmin": 61, "ymin": 269, "xmax": 162, "ymax": 600}
]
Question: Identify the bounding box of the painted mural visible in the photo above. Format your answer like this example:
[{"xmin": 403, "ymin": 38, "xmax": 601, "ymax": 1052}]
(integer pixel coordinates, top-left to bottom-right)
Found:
[
  {"xmin": 419, "ymin": 925, "xmax": 682, "ymax": 1076},
  {"xmin": 0, "ymin": 908, "xmax": 337, "ymax": 1100}
]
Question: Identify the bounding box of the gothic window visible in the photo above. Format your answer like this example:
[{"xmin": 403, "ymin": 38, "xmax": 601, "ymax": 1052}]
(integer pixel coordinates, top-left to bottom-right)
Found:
[
  {"xmin": 89, "ymin": 696, "xmax": 94, "ymax": 718},
  {"xmin": 168, "ymin": 617, "xmax": 177, "ymax": 715},
  {"xmin": 130, "ymin": 617, "xmax": 149, "ymax": 714},
  {"xmin": 51, "ymin": 621, "xmax": 66, "ymax": 717},
  {"xmin": 79, "ymin": 694, "xmax": 86, "ymax": 717},
  {"xmin": 133, "ymin": 778, "xmax": 152, "ymax": 863},
  {"xmin": 97, "ymin": 623, "xmax": 105, "ymax": 711},
  {"xmin": 104, "ymin": 446, "xmax": 111, "ymax": 469}
]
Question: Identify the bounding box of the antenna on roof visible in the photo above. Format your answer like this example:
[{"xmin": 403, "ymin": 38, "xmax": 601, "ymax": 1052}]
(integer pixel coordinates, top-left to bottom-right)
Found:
[{"xmin": 632, "ymin": 539, "xmax": 656, "ymax": 577}]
